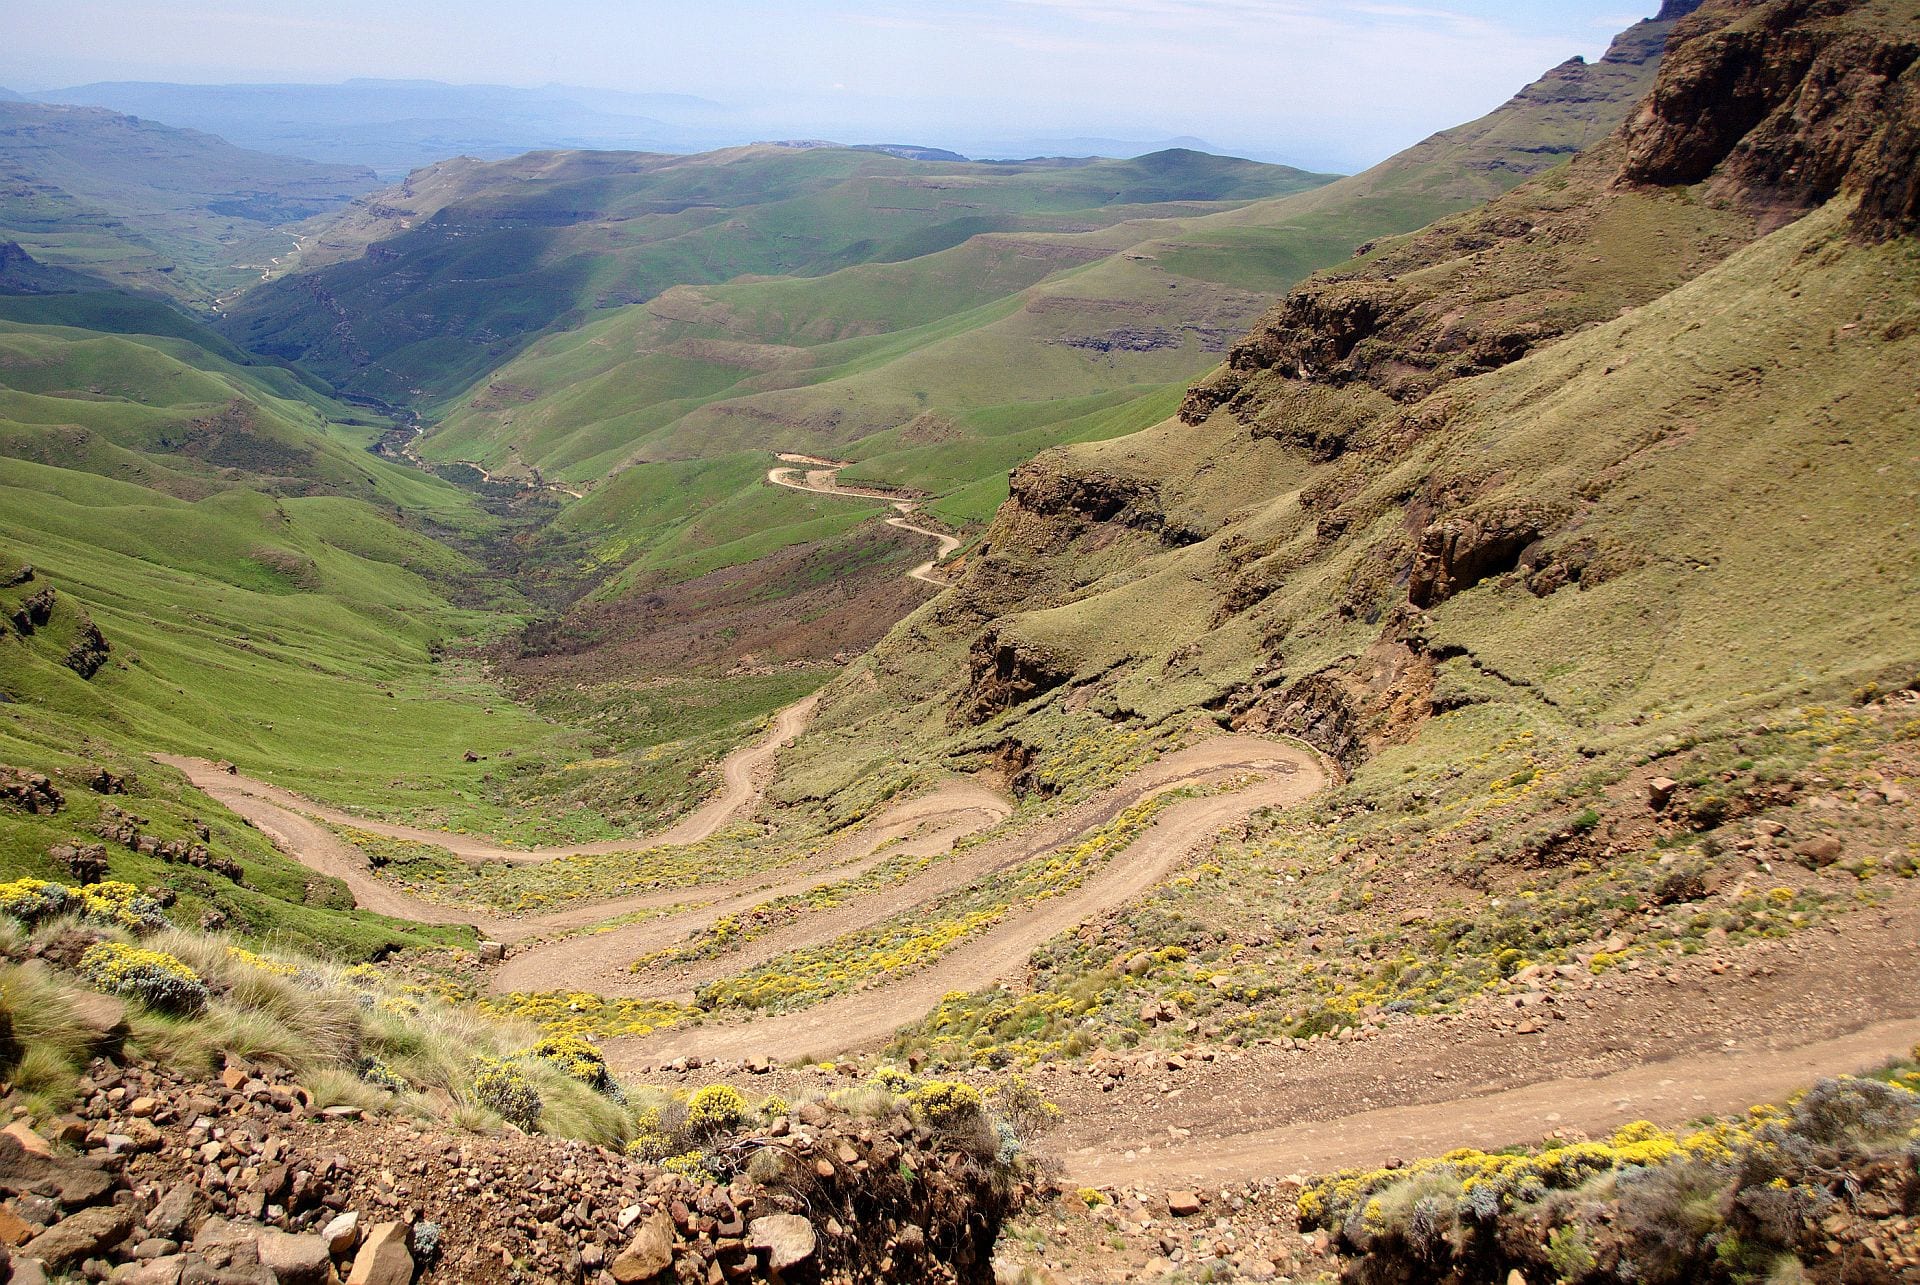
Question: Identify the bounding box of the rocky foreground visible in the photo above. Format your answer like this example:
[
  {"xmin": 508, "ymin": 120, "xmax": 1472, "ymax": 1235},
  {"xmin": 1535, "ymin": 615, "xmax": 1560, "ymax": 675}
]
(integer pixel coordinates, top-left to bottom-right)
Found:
[{"xmin": 0, "ymin": 1054, "xmax": 1026, "ymax": 1284}]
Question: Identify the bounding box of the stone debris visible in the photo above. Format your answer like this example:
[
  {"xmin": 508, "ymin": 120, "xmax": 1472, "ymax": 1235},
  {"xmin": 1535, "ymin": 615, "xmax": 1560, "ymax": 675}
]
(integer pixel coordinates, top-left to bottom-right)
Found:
[{"xmin": 0, "ymin": 1051, "xmax": 1025, "ymax": 1284}]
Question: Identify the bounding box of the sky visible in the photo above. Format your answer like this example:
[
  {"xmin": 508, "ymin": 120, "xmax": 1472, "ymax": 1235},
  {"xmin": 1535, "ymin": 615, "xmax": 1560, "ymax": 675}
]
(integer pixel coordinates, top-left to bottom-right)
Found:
[{"xmin": 3, "ymin": 0, "xmax": 1658, "ymax": 170}]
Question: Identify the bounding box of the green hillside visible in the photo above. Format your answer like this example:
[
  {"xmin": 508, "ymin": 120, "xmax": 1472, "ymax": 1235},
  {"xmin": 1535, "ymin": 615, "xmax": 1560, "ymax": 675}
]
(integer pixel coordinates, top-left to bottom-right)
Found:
[
  {"xmin": 0, "ymin": 101, "xmax": 375, "ymax": 305},
  {"xmin": 417, "ymin": 6, "xmax": 1686, "ymax": 590},
  {"xmin": 0, "ymin": 294, "xmax": 812, "ymax": 852},
  {"xmin": 226, "ymin": 146, "xmax": 1333, "ymax": 409}
]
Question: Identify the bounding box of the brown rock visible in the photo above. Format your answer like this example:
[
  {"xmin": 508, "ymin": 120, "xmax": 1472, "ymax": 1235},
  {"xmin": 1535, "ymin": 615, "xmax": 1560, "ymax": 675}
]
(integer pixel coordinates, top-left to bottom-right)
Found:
[
  {"xmin": 21, "ymin": 1205, "xmax": 135, "ymax": 1270},
  {"xmin": 345, "ymin": 1221, "xmax": 413, "ymax": 1285},
  {"xmin": 8, "ymin": 1254, "xmax": 50, "ymax": 1285},
  {"xmin": 118, "ymin": 1257, "xmax": 188, "ymax": 1285},
  {"xmin": 1167, "ymin": 1191, "xmax": 1203, "ymax": 1217},
  {"xmin": 747, "ymin": 1214, "xmax": 816, "ymax": 1273},
  {"xmin": 0, "ymin": 1132, "xmax": 117, "ymax": 1205},
  {"xmin": 1796, "ymin": 835, "xmax": 1843, "ymax": 866},
  {"xmin": 610, "ymin": 1209, "xmax": 675, "ymax": 1282},
  {"xmin": 0, "ymin": 1204, "xmax": 36, "ymax": 1246},
  {"xmin": 1, "ymin": 1123, "xmax": 51, "ymax": 1157},
  {"xmin": 258, "ymin": 1229, "xmax": 331, "ymax": 1285},
  {"xmin": 1648, "ymin": 777, "xmax": 1680, "ymax": 809},
  {"xmin": 145, "ymin": 1184, "xmax": 199, "ymax": 1240},
  {"xmin": 322, "ymin": 1211, "xmax": 361, "ymax": 1258}
]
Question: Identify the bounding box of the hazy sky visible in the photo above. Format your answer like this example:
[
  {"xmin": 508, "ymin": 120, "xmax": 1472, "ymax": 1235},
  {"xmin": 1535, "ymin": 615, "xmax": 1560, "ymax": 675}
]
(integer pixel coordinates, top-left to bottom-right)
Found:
[{"xmin": 5, "ymin": 1, "xmax": 1658, "ymax": 169}]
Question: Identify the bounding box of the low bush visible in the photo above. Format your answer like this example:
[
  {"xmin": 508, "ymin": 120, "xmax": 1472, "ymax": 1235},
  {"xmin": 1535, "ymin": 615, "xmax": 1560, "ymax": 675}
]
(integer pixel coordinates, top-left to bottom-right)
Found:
[
  {"xmin": 472, "ymin": 1057, "xmax": 543, "ymax": 1131},
  {"xmin": 78, "ymin": 942, "xmax": 209, "ymax": 1014}
]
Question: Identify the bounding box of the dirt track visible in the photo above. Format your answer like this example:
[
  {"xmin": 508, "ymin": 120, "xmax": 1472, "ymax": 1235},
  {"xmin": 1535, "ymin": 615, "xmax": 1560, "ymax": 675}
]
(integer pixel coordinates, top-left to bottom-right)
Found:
[
  {"xmin": 158, "ymin": 697, "xmax": 1920, "ymax": 1188},
  {"xmin": 1070, "ymin": 1016, "xmax": 1920, "ymax": 1185},
  {"xmin": 766, "ymin": 453, "xmax": 959, "ymax": 585},
  {"xmin": 603, "ymin": 738, "xmax": 1327, "ymax": 1067},
  {"xmin": 489, "ymin": 780, "xmax": 1012, "ymax": 992},
  {"xmin": 153, "ymin": 697, "xmax": 818, "ymax": 866}
]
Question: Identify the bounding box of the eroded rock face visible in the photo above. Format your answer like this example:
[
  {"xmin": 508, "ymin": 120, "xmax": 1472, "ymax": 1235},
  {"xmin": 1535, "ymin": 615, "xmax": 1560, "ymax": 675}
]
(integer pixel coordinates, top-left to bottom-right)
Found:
[
  {"xmin": 1407, "ymin": 507, "xmax": 1553, "ymax": 608},
  {"xmin": 1618, "ymin": 0, "xmax": 1920, "ymax": 236},
  {"xmin": 8, "ymin": 587, "xmax": 55, "ymax": 635},
  {"xmin": 63, "ymin": 613, "xmax": 111, "ymax": 679},
  {"xmin": 1008, "ymin": 460, "xmax": 1175, "ymax": 539},
  {"xmin": 1230, "ymin": 640, "xmax": 1436, "ymax": 770},
  {"xmin": 958, "ymin": 628, "xmax": 1073, "ymax": 726}
]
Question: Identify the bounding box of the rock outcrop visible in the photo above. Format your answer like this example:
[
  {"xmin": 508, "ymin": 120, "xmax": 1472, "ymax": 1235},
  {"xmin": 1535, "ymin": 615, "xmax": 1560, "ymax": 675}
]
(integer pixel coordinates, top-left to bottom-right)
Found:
[
  {"xmin": 1406, "ymin": 505, "xmax": 1555, "ymax": 609},
  {"xmin": 0, "ymin": 767, "xmax": 64, "ymax": 815},
  {"xmin": 1618, "ymin": 0, "xmax": 1920, "ymax": 238},
  {"xmin": 960, "ymin": 627, "xmax": 1074, "ymax": 726}
]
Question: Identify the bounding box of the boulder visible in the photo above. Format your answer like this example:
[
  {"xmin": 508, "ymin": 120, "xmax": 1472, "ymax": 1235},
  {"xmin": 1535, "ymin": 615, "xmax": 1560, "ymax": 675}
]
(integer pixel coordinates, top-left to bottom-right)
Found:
[
  {"xmin": 610, "ymin": 1209, "xmax": 674, "ymax": 1282},
  {"xmin": 476, "ymin": 941, "xmax": 505, "ymax": 965},
  {"xmin": 258, "ymin": 1230, "xmax": 331, "ymax": 1285},
  {"xmin": 1647, "ymin": 777, "xmax": 1680, "ymax": 809},
  {"xmin": 1796, "ymin": 835, "xmax": 1844, "ymax": 866},
  {"xmin": 1167, "ymin": 1191, "xmax": 1204, "ymax": 1217},
  {"xmin": 21, "ymin": 1205, "xmax": 135, "ymax": 1270},
  {"xmin": 345, "ymin": 1221, "xmax": 413, "ymax": 1285},
  {"xmin": 747, "ymin": 1214, "xmax": 817, "ymax": 1273}
]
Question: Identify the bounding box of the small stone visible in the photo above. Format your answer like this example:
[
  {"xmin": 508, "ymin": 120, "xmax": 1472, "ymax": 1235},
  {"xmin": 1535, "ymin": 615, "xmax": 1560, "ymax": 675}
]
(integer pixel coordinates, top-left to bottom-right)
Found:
[
  {"xmin": 0, "ymin": 1205, "xmax": 37, "ymax": 1246},
  {"xmin": 611, "ymin": 1209, "xmax": 674, "ymax": 1282},
  {"xmin": 322, "ymin": 1212, "xmax": 361, "ymax": 1258},
  {"xmin": 747, "ymin": 1215, "xmax": 816, "ymax": 1273},
  {"xmin": 117, "ymin": 1257, "xmax": 187, "ymax": 1285},
  {"xmin": 1647, "ymin": 777, "xmax": 1679, "ymax": 808},
  {"xmin": 477, "ymin": 941, "xmax": 505, "ymax": 964},
  {"xmin": 345, "ymin": 1221, "xmax": 413, "ymax": 1285},
  {"xmin": 1167, "ymin": 1191, "xmax": 1203, "ymax": 1218}
]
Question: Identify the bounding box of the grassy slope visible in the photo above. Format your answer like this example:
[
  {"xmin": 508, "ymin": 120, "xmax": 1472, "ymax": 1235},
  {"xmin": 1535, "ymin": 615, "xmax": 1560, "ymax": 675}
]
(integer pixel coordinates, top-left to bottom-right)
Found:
[
  {"xmin": 414, "ymin": 14, "xmax": 1680, "ymax": 585},
  {"xmin": 0, "ymin": 301, "xmax": 636, "ymax": 838},
  {"xmin": 0, "ymin": 101, "xmax": 374, "ymax": 305},
  {"xmin": 228, "ymin": 146, "xmax": 1333, "ymax": 409}
]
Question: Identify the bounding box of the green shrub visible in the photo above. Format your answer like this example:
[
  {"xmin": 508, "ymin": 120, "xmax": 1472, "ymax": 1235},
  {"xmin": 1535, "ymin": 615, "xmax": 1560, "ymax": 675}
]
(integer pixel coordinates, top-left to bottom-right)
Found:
[
  {"xmin": 472, "ymin": 1058, "xmax": 542, "ymax": 1131},
  {"xmin": 78, "ymin": 942, "xmax": 208, "ymax": 1014}
]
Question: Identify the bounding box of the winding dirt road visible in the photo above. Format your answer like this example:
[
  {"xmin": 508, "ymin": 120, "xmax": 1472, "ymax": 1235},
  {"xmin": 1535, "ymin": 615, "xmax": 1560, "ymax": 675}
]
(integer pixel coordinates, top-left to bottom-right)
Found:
[
  {"xmin": 489, "ymin": 780, "xmax": 1012, "ymax": 993},
  {"xmin": 155, "ymin": 697, "xmax": 819, "ymax": 866},
  {"xmin": 603, "ymin": 738, "xmax": 1327, "ymax": 1067},
  {"xmin": 766, "ymin": 453, "xmax": 960, "ymax": 585}
]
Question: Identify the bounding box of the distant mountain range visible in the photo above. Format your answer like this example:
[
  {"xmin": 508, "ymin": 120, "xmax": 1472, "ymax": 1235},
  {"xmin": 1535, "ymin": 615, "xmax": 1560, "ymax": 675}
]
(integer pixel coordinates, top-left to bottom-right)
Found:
[{"xmin": 3, "ymin": 78, "xmax": 1232, "ymax": 176}]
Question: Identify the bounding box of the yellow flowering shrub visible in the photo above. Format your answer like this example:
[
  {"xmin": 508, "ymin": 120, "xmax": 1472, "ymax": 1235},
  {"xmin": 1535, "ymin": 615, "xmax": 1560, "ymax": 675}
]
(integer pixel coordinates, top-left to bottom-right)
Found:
[
  {"xmin": 686, "ymin": 1084, "xmax": 747, "ymax": 1135},
  {"xmin": 905, "ymin": 1080, "xmax": 984, "ymax": 1127},
  {"xmin": 79, "ymin": 942, "xmax": 208, "ymax": 1013},
  {"xmin": 471, "ymin": 1058, "xmax": 541, "ymax": 1131},
  {"xmin": 521, "ymin": 1033, "xmax": 611, "ymax": 1090}
]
